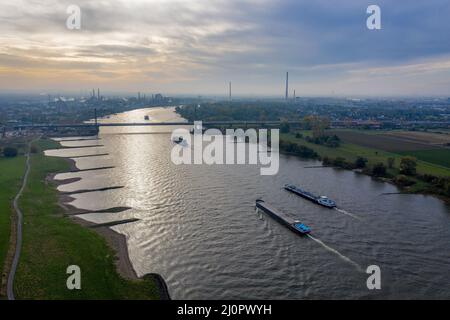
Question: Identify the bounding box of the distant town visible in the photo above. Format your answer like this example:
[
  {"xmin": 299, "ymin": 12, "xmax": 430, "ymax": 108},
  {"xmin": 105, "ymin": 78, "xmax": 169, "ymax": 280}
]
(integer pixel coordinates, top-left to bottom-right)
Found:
[
  {"xmin": 2, "ymin": 94, "xmax": 450, "ymax": 139},
  {"xmin": 0, "ymin": 92, "xmax": 190, "ymax": 138}
]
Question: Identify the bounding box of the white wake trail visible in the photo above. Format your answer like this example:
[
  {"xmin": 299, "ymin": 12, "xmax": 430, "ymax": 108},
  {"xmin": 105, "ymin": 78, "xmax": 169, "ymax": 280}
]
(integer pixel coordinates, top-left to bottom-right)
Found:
[
  {"xmin": 334, "ymin": 208, "xmax": 362, "ymax": 221},
  {"xmin": 307, "ymin": 234, "xmax": 363, "ymax": 272}
]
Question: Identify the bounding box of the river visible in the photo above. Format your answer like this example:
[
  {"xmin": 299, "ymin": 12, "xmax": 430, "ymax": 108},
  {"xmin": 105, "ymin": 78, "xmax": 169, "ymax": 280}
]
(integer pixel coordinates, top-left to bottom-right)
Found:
[{"xmin": 45, "ymin": 107, "xmax": 450, "ymax": 299}]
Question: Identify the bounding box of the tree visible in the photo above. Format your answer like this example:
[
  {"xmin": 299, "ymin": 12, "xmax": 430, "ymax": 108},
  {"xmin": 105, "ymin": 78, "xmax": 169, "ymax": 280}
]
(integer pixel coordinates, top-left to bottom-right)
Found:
[
  {"xmin": 280, "ymin": 121, "xmax": 290, "ymax": 133},
  {"xmin": 387, "ymin": 157, "xmax": 395, "ymax": 169},
  {"xmin": 3, "ymin": 147, "xmax": 18, "ymax": 158},
  {"xmin": 445, "ymin": 180, "xmax": 450, "ymax": 197},
  {"xmin": 399, "ymin": 156, "xmax": 417, "ymax": 176},
  {"xmin": 303, "ymin": 115, "xmax": 330, "ymax": 138},
  {"xmin": 324, "ymin": 135, "xmax": 340, "ymax": 148},
  {"xmin": 355, "ymin": 156, "xmax": 368, "ymax": 169},
  {"xmin": 372, "ymin": 162, "xmax": 387, "ymax": 177}
]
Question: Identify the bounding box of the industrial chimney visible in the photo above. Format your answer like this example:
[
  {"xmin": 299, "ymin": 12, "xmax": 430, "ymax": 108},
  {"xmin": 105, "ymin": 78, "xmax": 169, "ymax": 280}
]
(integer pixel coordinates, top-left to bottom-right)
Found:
[{"xmin": 285, "ymin": 72, "xmax": 289, "ymax": 100}]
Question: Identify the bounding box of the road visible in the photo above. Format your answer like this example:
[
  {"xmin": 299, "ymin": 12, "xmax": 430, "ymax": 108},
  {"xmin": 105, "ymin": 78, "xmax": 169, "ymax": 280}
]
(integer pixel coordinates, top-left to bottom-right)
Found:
[{"xmin": 6, "ymin": 140, "xmax": 33, "ymax": 300}]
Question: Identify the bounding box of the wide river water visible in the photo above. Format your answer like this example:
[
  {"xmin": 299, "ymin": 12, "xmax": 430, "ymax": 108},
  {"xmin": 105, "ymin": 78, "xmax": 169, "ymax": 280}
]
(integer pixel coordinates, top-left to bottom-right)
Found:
[{"xmin": 45, "ymin": 107, "xmax": 450, "ymax": 299}]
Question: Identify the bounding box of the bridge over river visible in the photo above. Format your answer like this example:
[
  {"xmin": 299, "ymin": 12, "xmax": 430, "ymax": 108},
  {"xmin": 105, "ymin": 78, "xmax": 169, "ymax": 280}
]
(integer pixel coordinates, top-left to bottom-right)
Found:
[{"xmin": 8, "ymin": 120, "xmax": 294, "ymax": 129}]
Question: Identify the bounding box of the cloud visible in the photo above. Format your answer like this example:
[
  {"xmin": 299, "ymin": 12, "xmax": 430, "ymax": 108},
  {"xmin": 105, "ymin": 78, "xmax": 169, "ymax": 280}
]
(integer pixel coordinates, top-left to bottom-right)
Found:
[{"xmin": 0, "ymin": 0, "xmax": 450, "ymax": 95}]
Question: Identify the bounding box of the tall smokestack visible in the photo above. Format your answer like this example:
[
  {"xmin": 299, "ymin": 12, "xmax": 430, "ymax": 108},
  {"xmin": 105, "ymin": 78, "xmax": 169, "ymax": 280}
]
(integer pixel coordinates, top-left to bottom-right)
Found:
[
  {"xmin": 285, "ymin": 72, "xmax": 289, "ymax": 100},
  {"xmin": 294, "ymin": 89, "xmax": 296, "ymax": 100},
  {"xmin": 229, "ymin": 82, "xmax": 232, "ymax": 101}
]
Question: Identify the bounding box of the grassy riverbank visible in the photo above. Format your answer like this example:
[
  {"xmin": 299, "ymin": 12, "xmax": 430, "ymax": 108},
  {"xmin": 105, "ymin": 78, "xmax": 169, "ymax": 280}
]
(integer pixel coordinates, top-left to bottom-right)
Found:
[
  {"xmin": 14, "ymin": 139, "xmax": 160, "ymax": 299},
  {"xmin": 280, "ymin": 132, "xmax": 450, "ymax": 199},
  {"xmin": 0, "ymin": 156, "xmax": 26, "ymax": 292},
  {"xmin": 281, "ymin": 132, "xmax": 450, "ymax": 177}
]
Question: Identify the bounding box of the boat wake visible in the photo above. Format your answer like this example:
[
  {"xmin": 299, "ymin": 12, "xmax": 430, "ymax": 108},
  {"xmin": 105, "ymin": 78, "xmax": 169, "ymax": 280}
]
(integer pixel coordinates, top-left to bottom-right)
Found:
[
  {"xmin": 334, "ymin": 208, "xmax": 362, "ymax": 221},
  {"xmin": 307, "ymin": 234, "xmax": 363, "ymax": 272}
]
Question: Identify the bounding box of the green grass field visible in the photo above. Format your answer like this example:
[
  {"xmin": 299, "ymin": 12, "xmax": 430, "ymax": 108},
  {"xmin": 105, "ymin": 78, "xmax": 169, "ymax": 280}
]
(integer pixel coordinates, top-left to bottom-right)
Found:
[
  {"xmin": 0, "ymin": 156, "xmax": 26, "ymax": 283},
  {"xmin": 282, "ymin": 132, "xmax": 450, "ymax": 177},
  {"xmin": 398, "ymin": 149, "xmax": 450, "ymax": 169},
  {"xmin": 328, "ymin": 129, "xmax": 439, "ymax": 152},
  {"xmin": 14, "ymin": 139, "xmax": 160, "ymax": 299}
]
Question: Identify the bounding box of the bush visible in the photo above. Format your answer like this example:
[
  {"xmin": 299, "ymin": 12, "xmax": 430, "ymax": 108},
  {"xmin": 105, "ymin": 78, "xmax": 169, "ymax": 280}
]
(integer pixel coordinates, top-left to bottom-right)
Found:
[
  {"xmin": 417, "ymin": 174, "xmax": 437, "ymax": 183},
  {"xmin": 372, "ymin": 162, "xmax": 387, "ymax": 177},
  {"xmin": 399, "ymin": 156, "xmax": 417, "ymax": 176},
  {"xmin": 333, "ymin": 157, "xmax": 347, "ymax": 167},
  {"xmin": 355, "ymin": 156, "xmax": 368, "ymax": 169},
  {"xmin": 322, "ymin": 156, "xmax": 331, "ymax": 166},
  {"xmin": 329, "ymin": 157, "xmax": 355, "ymax": 170},
  {"xmin": 387, "ymin": 157, "xmax": 395, "ymax": 169},
  {"xmin": 394, "ymin": 175, "xmax": 416, "ymax": 187},
  {"xmin": 305, "ymin": 134, "xmax": 341, "ymax": 148},
  {"xmin": 3, "ymin": 146, "xmax": 18, "ymax": 157},
  {"xmin": 279, "ymin": 140, "xmax": 318, "ymax": 159}
]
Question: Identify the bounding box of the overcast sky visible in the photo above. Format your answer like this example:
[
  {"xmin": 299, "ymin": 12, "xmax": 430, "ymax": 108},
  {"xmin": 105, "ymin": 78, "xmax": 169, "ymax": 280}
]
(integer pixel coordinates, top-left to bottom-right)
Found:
[{"xmin": 1, "ymin": 0, "xmax": 450, "ymax": 97}]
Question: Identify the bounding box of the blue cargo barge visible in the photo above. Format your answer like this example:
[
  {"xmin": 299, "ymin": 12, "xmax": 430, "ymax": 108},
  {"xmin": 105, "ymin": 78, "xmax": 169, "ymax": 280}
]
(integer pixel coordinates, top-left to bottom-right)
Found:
[
  {"xmin": 284, "ymin": 184, "xmax": 337, "ymax": 208},
  {"xmin": 255, "ymin": 199, "xmax": 311, "ymax": 235}
]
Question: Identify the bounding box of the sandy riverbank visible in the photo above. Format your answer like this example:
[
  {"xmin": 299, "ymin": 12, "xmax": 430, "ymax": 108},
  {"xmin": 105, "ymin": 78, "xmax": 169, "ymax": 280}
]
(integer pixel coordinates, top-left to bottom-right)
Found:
[{"xmin": 48, "ymin": 156, "xmax": 170, "ymax": 299}]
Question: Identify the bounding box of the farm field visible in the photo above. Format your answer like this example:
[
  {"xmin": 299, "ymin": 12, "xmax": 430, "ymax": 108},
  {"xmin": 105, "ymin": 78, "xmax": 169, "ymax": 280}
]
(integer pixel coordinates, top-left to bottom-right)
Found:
[
  {"xmin": 328, "ymin": 130, "xmax": 443, "ymax": 152},
  {"xmin": 382, "ymin": 131, "xmax": 450, "ymax": 146},
  {"xmin": 282, "ymin": 132, "xmax": 450, "ymax": 177},
  {"xmin": 398, "ymin": 149, "xmax": 450, "ymax": 169}
]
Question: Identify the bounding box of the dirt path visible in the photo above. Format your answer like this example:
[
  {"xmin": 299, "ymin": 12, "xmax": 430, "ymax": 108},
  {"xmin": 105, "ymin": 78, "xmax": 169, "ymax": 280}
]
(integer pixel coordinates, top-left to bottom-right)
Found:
[{"xmin": 6, "ymin": 140, "xmax": 33, "ymax": 300}]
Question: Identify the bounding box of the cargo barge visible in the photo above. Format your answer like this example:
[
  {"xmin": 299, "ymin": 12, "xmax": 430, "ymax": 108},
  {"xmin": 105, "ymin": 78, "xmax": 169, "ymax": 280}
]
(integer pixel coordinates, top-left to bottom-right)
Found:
[
  {"xmin": 284, "ymin": 184, "xmax": 336, "ymax": 208},
  {"xmin": 255, "ymin": 199, "xmax": 311, "ymax": 235}
]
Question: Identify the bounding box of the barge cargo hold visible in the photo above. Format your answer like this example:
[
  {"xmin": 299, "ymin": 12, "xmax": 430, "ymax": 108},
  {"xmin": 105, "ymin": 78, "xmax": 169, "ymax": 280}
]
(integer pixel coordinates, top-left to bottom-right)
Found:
[
  {"xmin": 255, "ymin": 199, "xmax": 311, "ymax": 235},
  {"xmin": 284, "ymin": 184, "xmax": 337, "ymax": 208}
]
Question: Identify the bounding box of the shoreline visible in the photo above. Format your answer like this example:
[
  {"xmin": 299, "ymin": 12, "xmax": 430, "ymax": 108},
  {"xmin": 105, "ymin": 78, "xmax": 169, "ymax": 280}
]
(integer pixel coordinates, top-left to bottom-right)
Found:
[
  {"xmin": 49, "ymin": 155, "xmax": 171, "ymax": 299},
  {"xmin": 284, "ymin": 151, "xmax": 450, "ymax": 204}
]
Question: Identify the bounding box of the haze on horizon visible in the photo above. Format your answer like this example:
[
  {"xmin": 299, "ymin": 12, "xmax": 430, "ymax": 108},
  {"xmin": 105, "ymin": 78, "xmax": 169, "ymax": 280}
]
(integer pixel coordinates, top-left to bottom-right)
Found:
[{"xmin": 1, "ymin": 0, "xmax": 450, "ymax": 97}]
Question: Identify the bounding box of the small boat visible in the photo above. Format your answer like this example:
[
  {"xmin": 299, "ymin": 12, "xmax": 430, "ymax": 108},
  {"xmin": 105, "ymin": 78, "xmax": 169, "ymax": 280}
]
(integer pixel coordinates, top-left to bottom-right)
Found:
[
  {"xmin": 284, "ymin": 184, "xmax": 336, "ymax": 208},
  {"xmin": 144, "ymin": 115, "xmax": 149, "ymax": 120},
  {"xmin": 255, "ymin": 199, "xmax": 311, "ymax": 235}
]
